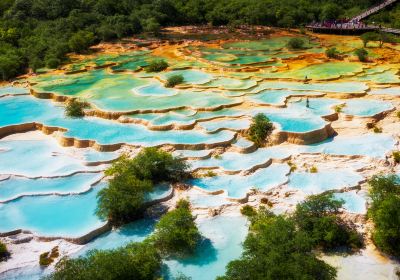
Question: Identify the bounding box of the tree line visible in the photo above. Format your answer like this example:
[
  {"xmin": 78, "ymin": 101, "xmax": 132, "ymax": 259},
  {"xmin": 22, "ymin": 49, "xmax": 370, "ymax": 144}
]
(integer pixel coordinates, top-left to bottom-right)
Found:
[{"xmin": 0, "ymin": 0, "xmax": 391, "ymax": 80}]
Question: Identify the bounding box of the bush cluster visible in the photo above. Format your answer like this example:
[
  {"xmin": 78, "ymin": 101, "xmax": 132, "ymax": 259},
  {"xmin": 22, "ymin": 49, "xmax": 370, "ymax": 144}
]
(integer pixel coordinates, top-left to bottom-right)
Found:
[
  {"xmin": 287, "ymin": 37, "xmax": 305, "ymax": 49},
  {"xmin": 224, "ymin": 194, "xmax": 363, "ymax": 279},
  {"xmin": 144, "ymin": 60, "xmax": 168, "ymax": 73},
  {"xmin": 44, "ymin": 242, "xmax": 162, "ymax": 280},
  {"xmin": 39, "ymin": 247, "xmax": 59, "ymax": 267},
  {"xmin": 96, "ymin": 148, "xmax": 189, "ymax": 225},
  {"xmin": 247, "ymin": 113, "xmax": 273, "ymax": 146},
  {"xmin": 294, "ymin": 193, "xmax": 362, "ymax": 251},
  {"xmin": 325, "ymin": 47, "xmax": 340, "ymax": 59},
  {"xmin": 368, "ymin": 175, "xmax": 400, "ymax": 257},
  {"xmin": 151, "ymin": 199, "xmax": 201, "ymax": 257},
  {"xmin": 65, "ymin": 99, "xmax": 89, "ymax": 118},
  {"xmin": 354, "ymin": 48, "xmax": 368, "ymax": 62},
  {"xmin": 220, "ymin": 206, "xmax": 337, "ymax": 280},
  {"xmin": 46, "ymin": 199, "xmax": 199, "ymax": 280},
  {"xmin": 0, "ymin": 241, "xmax": 9, "ymax": 262},
  {"xmin": 165, "ymin": 74, "xmax": 184, "ymax": 88}
]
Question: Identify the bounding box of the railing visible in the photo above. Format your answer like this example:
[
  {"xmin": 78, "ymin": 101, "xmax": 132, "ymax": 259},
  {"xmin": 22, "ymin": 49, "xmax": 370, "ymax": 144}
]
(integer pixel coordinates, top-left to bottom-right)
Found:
[{"xmin": 350, "ymin": 0, "xmax": 399, "ymax": 22}]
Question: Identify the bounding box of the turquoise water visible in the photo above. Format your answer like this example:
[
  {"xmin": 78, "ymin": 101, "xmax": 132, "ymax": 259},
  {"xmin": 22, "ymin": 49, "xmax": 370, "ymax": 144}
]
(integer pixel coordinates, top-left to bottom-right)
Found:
[
  {"xmin": 0, "ymin": 96, "xmax": 236, "ymax": 147},
  {"xmin": 160, "ymin": 70, "xmax": 214, "ymax": 85},
  {"xmin": 0, "ymin": 137, "xmax": 103, "ymax": 177},
  {"xmin": 0, "ymin": 86, "xmax": 28, "ymax": 96},
  {"xmin": 130, "ymin": 108, "xmax": 244, "ymax": 127},
  {"xmin": 163, "ymin": 215, "xmax": 248, "ymax": 280},
  {"xmin": 146, "ymin": 183, "xmax": 172, "ymax": 201},
  {"xmin": 190, "ymin": 147, "xmax": 292, "ymax": 172},
  {"xmin": 232, "ymin": 137, "xmax": 254, "ymax": 150},
  {"xmin": 369, "ymin": 87, "xmax": 400, "ymax": 96},
  {"xmin": 130, "ymin": 102, "xmax": 329, "ymax": 133},
  {"xmin": 204, "ymin": 78, "xmax": 257, "ymax": 90},
  {"xmin": 342, "ymin": 99, "xmax": 393, "ymax": 117},
  {"xmin": 355, "ymin": 69, "xmax": 400, "ymax": 84},
  {"xmin": 80, "ymin": 149, "xmax": 119, "ymax": 163},
  {"xmin": 77, "ymin": 218, "xmax": 156, "ymax": 255},
  {"xmin": 304, "ymin": 134, "xmax": 395, "ymax": 158},
  {"xmin": 198, "ymin": 118, "xmax": 251, "ymax": 133},
  {"xmin": 0, "ymin": 184, "xmax": 106, "ymax": 237},
  {"xmin": 334, "ymin": 191, "xmax": 367, "ymax": 214},
  {"xmin": 187, "ymin": 189, "xmax": 232, "ymax": 208},
  {"xmin": 267, "ymin": 62, "xmax": 365, "ymax": 80},
  {"xmin": 173, "ymin": 149, "xmax": 212, "ymax": 159},
  {"xmin": 256, "ymin": 81, "xmax": 368, "ymax": 93},
  {"xmin": 247, "ymin": 90, "xmax": 323, "ymax": 105},
  {"xmin": 259, "ymin": 110, "xmax": 328, "ymax": 133},
  {"xmin": 134, "ymin": 82, "xmax": 177, "ymax": 96},
  {"xmin": 0, "ymin": 173, "xmax": 102, "ymax": 202},
  {"xmin": 288, "ymin": 170, "xmax": 364, "ymax": 194},
  {"xmin": 2, "ymin": 216, "xmax": 248, "ymax": 280},
  {"xmin": 287, "ymin": 98, "xmax": 341, "ymax": 116},
  {"xmin": 189, "ymin": 164, "xmax": 289, "ymax": 198},
  {"xmin": 31, "ymin": 70, "xmax": 241, "ymax": 112}
]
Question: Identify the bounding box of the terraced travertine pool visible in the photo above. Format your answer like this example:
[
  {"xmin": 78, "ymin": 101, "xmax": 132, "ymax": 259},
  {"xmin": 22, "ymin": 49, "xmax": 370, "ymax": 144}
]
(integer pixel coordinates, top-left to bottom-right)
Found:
[{"xmin": 0, "ymin": 30, "xmax": 399, "ymax": 279}]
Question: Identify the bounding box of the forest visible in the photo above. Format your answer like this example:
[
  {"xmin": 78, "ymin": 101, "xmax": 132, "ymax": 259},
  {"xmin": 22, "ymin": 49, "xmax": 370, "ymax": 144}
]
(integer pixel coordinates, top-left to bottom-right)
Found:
[{"xmin": 0, "ymin": 0, "xmax": 398, "ymax": 80}]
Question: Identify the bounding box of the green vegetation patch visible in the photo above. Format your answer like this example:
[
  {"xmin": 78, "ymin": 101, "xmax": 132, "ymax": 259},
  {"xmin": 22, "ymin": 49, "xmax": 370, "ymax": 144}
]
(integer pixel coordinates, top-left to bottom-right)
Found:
[
  {"xmin": 0, "ymin": 241, "xmax": 10, "ymax": 262},
  {"xmin": 145, "ymin": 60, "xmax": 168, "ymax": 73},
  {"xmin": 65, "ymin": 99, "xmax": 89, "ymax": 118},
  {"xmin": 368, "ymin": 175, "xmax": 400, "ymax": 257},
  {"xmin": 247, "ymin": 113, "xmax": 273, "ymax": 147},
  {"xmin": 218, "ymin": 207, "xmax": 337, "ymax": 280},
  {"xmin": 165, "ymin": 74, "xmax": 184, "ymax": 88},
  {"xmin": 151, "ymin": 199, "xmax": 201, "ymax": 257},
  {"xmin": 96, "ymin": 148, "xmax": 189, "ymax": 226}
]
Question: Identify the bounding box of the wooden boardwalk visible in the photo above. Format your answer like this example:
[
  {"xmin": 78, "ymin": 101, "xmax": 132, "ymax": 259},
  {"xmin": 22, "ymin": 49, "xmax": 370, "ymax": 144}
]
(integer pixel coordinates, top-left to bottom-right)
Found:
[
  {"xmin": 306, "ymin": 0, "xmax": 400, "ymax": 35},
  {"xmin": 350, "ymin": 0, "xmax": 399, "ymax": 22}
]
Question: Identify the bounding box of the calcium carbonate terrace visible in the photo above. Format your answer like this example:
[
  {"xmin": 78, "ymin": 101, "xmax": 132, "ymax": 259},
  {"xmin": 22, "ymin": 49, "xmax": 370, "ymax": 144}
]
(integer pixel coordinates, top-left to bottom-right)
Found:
[{"xmin": 0, "ymin": 31, "xmax": 399, "ymax": 280}]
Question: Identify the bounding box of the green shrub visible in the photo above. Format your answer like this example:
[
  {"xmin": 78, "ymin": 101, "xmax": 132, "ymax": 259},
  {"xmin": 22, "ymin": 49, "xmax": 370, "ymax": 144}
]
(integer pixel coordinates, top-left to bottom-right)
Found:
[
  {"xmin": 325, "ymin": 47, "xmax": 340, "ymax": 59},
  {"xmin": 287, "ymin": 161, "xmax": 297, "ymax": 172},
  {"xmin": 45, "ymin": 56, "xmax": 61, "ymax": 69},
  {"xmin": 97, "ymin": 168, "xmax": 151, "ymax": 225},
  {"xmin": 373, "ymin": 126, "xmax": 382, "ymax": 133},
  {"xmin": 68, "ymin": 31, "xmax": 95, "ymax": 54},
  {"xmin": 287, "ymin": 37, "xmax": 305, "ymax": 49},
  {"xmin": 205, "ymin": 170, "xmax": 217, "ymax": 177},
  {"xmin": 334, "ymin": 104, "xmax": 345, "ymax": 113},
  {"xmin": 218, "ymin": 210, "xmax": 337, "ymax": 280},
  {"xmin": 360, "ymin": 32, "xmax": 379, "ymax": 47},
  {"xmin": 247, "ymin": 113, "xmax": 274, "ymax": 146},
  {"xmin": 309, "ymin": 166, "xmax": 318, "ymax": 173},
  {"xmin": 106, "ymin": 148, "xmax": 189, "ymax": 183},
  {"xmin": 240, "ymin": 205, "xmax": 257, "ymax": 217},
  {"xmin": 393, "ymin": 151, "xmax": 400, "ymax": 163},
  {"xmin": 354, "ymin": 48, "xmax": 368, "ymax": 62},
  {"xmin": 44, "ymin": 242, "xmax": 162, "ymax": 280},
  {"xmin": 97, "ymin": 149, "xmax": 189, "ymax": 225},
  {"xmin": 368, "ymin": 175, "xmax": 400, "ymax": 257},
  {"xmin": 0, "ymin": 241, "xmax": 9, "ymax": 262},
  {"xmin": 142, "ymin": 18, "xmax": 161, "ymax": 35},
  {"xmin": 65, "ymin": 99, "xmax": 89, "ymax": 118},
  {"xmin": 397, "ymin": 111, "xmax": 400, "ymax": 119},
  {"xmin": 152, "ymin": 199, "xmax": 201, "ymax": 257},
  {"xmin": 39, "ymin": 252, "xmax": 52, "ymax": 266},
  {"xmin": 145, "ymin": 60, "xmax": 168, "ymax": 73},
  {"xmin": 165, "ymin": 74, "xmax": 184, "ymax": 88},
  {"xmin": 40, "ymin": 246, "xmax": 60, "ymax": 266},
  {"xmin": 294, "ymin": 193, "xmax": 363, "ymax": 251}
]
